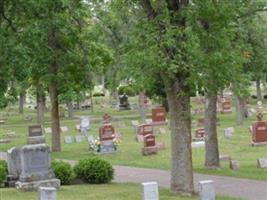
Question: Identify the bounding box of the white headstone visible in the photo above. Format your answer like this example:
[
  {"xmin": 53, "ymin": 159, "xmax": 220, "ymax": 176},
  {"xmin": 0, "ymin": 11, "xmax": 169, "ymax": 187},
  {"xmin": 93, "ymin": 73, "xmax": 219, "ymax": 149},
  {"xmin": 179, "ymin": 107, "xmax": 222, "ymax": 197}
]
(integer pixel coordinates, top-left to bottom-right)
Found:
[
  {"xmin": 131, "ymin": 120, "xmax": 139, "ymax": 127},
  {"xmin": 38, "ymin": 187, "xmax": 56, "ymax": 200},
  {"xmin": 60, "ymin": 126, "xmax": 68, "ymax": 133},
  {"xmin": 142, "ymin": 182, "xmax": 159, "ymax": 200},
  {"xmin": 224, "ymin": 127, "xmax": 234, "ymax": 139},
  {"xmin": 64, "ymin": 136, "xmax": 73, "ymax": 144},
  {"xmin": 80, "ymin": 117, "xmax": 90, "ymax": 129},
  {"xmin": 199, "ymin": 180, "xmax": 215, "ymax": 200},
  {"xmin": 257, "ymin": 158, "xmax": 267, "ymax": 169},
  {"xmin": 191, "ymin": 141, "xmax": 205, "ymax": 148},
  {"xmin": 44, "ymin": 128, "xmax": 52, "ymax": 134}
]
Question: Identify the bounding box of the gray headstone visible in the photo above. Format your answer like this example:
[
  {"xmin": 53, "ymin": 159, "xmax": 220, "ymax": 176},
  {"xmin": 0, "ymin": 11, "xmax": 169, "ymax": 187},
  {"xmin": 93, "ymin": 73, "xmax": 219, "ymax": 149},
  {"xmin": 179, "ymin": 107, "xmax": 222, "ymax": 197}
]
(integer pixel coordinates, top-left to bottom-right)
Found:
[
  {"xmin": 142, "ymin": 182, "xmax": 159, "ymax": 200},
  {"xmin": 80, "ymin": 117, "xmax": 90, "ymax": 136},
  {"xmin": 199, "ymin": 180, "xmax": 215, "ymax": 200},
  {"xmin": 7, "ymin": 147, "xmax": 21, "ymax": 179},
  {"xmin": 257, "ymin": 158, "xmax": 267, "ymax": 169},
  {"xmin": 230, "ymin": 160, "xmax": 240, "ymax": 170},
  {"xmin": 7, "ymin": 132, "xmax": 16, "ymax": 138},
  {"xmin": 64, "ymin": 136, "xmax": 73, "ymax": 144},
  {"xmin": 75, "ymin": 136, "xmax": 83, "ymax": 143},
  {"xmin": 224, "ymin": 127, "xmax": 234, "ymax": 139},
  {"xmin": 38, "ymin": 187, "xmax": 56, "ymax": 200},
  {"xmin": 191, "ymin": 141, "xmax": 205, "ymax": 148}
]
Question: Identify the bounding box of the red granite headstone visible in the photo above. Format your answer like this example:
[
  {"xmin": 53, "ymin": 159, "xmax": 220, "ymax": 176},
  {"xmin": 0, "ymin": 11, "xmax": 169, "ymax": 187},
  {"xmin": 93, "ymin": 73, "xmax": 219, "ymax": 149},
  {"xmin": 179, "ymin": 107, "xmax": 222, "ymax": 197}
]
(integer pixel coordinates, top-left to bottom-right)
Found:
[
  {"xmin": 99, "ymin": 124, "xmax": 115, "ymax": 141},
  {"xmin": 144, "ymin": 134, "xmax": 156, "ymax": 147},
  {"xmin": 221, "ymin": 101, "xmax": 232, "ymax": 114},
  {"xmin": 251, "ymin": 121, "xmax": 267, "ymax": 143},
  {"xmin": 195, "ymin": 128, "xmax": 205, "ymax": 138},
  {"xmin": 152, "ymin": 107, "xmax": 166, "ymax": 124},
  {"xmin": 138, "ymin": 124, "xmax": 153, "ymax": 136}
]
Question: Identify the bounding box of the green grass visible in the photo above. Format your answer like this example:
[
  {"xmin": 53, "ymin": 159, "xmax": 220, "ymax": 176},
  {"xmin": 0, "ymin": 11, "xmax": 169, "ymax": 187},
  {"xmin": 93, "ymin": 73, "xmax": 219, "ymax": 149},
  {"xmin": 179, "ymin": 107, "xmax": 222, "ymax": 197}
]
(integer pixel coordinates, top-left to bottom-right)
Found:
[
  {"xmin": 0, "ymin": 183, "xmax": 241, "ymax": 200},
  {"xmin": 0, "ymin": 96, "xmax": 267, "ymax": 181}
]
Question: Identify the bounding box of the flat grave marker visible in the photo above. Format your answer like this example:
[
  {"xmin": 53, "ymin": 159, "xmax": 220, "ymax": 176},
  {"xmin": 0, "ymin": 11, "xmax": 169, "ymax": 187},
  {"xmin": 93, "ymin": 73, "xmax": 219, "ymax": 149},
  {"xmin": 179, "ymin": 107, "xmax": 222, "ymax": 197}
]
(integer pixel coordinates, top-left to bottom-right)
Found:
[
  {"xmin": 142, "ymin": 182, "xmax": 159, "ymax": 200},
  {"xmin": 257, "ymin": 158, "xmax": 267, "ymax": 169},
  {"xmin": 198, "ymin": 180, "xmax": 215, "ymax": 200},
  {"xmin": 64, "ymin": 136, "xmax": 73, "ymax": 144}
]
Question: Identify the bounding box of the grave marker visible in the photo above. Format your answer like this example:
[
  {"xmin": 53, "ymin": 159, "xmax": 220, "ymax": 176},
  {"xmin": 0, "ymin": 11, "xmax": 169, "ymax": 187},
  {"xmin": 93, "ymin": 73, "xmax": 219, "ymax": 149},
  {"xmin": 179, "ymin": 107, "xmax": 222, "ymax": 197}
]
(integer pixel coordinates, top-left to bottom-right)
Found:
[
  {"xmin": 142, "ymin": 134, "xmax": 158, "ymax": 156},
  {"xmin": 75, "ymin": 135, "xmax": 83, "ymax": 143},
  {"xmin": 224, "ymin": 127, "xmax": 234, "ymax": 139},
  {"xmin": 28, "ymin": 125, "xmax": 43, "ymax": 137},
  {"xmin": 230, "ymin": 160, "xmax": 240, "ymax": 170},
  {"xmin": 152, "ymin": 107, "xmax": 167, "ymax": 125},
  {"xmin": 80, "ymin": 116, "xmax": 90, "ymax": 136},
  {"xmin": 99, "ymin": 124, "xmax": 115, "ymax": 141},
  {"xmin": 142, "ymin": 182, "xmax": 159, "ymax": 200},
  {"xmin": 38, "ymin": 187, "xmax": 56, "ymax": 200},
  {"xmin": 64, "ymin": 136, "xmax": 73, "ymax": 144},
  {"xmin": 198, "ymin": 180, "xmax": 215, "ymax": 200},
  {"xmin": 60, "ymin": 126, "xmax": 68, "ymax": 133},
  {"xmin": 257, "ymin": 158, "xmax": 267, "ymax": 169}
]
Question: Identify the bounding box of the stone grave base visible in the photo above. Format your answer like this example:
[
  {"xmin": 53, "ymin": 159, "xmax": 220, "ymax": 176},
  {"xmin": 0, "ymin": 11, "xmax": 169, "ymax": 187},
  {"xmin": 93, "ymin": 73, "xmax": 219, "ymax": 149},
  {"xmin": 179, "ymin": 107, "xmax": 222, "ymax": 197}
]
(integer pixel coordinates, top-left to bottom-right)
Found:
[
  {"xmin": 192, "ymin": 137, "xmax": 204, "ymax": 142},
  {"xmin": 96, "ymin": 141, "xmax": 117, "ymax": 155},
  {"xmin": 251, "ymin": 141, "xmax": 267, "ymax": 147},
  {"xmin": 151, "ymin": 121, "xmax": 168, "ymax": 126},
  {"xmin": 27, "ymin": 136, "xmax": 46, "ymax": 145},
  {"xmin": 15, "ymin": 178, "xmax": 60, "ymax": 192},
  {"xmin": 142, "ymin": 146, "xmax": 158, "ymax": 156}
]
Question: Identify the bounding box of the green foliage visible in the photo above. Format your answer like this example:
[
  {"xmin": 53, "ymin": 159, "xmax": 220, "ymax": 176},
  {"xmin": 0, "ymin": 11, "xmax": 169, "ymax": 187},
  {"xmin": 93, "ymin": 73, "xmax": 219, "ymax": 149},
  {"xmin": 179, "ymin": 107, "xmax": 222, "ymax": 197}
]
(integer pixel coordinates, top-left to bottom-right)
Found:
[
  {"xmin": 93, "ymin": 93, "xmax": 105, "ymax": 97},
  {"xmin": 0, "ymin": 165, "xmax": 7, "ymax": 187},
  {"xmin": 74, "ymin": 157, "xmax": 114, "ymax": 184},
  {"xmin": 118, "ymin": 85, "xmax": 136, "ymax": 96},
  {"xmin": 52, "ymin": 160, "xmax": 73, "ymax": 185},
  {"xmin": 0, "ymin": 160, "xmax": 8, "ymax": 173}
]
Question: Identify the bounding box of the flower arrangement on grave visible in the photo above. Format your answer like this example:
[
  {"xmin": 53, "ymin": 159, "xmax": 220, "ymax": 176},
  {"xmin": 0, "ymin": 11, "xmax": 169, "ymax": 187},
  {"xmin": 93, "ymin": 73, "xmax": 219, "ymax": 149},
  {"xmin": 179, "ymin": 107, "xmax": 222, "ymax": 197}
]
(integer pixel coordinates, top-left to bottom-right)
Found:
[{"xmin": 95, "ymin": 139, "xmax": 102, "ymax": 152}]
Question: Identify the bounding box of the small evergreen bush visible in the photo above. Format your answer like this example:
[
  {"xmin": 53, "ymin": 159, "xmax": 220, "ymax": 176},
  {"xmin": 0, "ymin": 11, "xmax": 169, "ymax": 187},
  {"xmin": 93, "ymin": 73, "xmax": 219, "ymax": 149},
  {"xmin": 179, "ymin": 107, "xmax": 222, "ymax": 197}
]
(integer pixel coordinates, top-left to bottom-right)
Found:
[
  {"xmin": 0, "ymin": 166, "xmax": 7, "ymax": 187},
  {"xmin": 74, "ymin": 157, "xmax": 113, "ymax": 184},
  {"xmin": 0, "ymin": 160, "xmax": 8, "ymax": 173},
  {"xmin": 52, "ymin": 160, "xmax": 73, "ymax": 185}
]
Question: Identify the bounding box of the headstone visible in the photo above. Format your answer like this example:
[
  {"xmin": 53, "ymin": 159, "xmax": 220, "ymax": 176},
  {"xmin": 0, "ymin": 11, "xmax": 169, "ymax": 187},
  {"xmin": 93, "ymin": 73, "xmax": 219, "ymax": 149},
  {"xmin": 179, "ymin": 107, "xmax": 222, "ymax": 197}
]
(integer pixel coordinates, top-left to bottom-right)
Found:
[
  {"xmin": 7, "ymin": 147, "xmax": 21, "ymax": 180},
  {"xmin": 80, "ymin": 117, "xmax": 90, "ymax": 137},
  {"xmin": 118, "ymin": 94, "xmax": 131, "ymax": 110},
  {"xmin": 99, "ymin": 124, "xmax": 115, "ymax": 141},
  {"xmin": 0, "ymin": 139, "xmax": 11, "ymax": 143},
  {"xmin": 191, "ymin": 141, "xmax": 205, "ymax": 148},
  {"xmin": 0, "ymin": 120, "xmax": 5, "ymax": 124},
  {"xmin": 60, "ymin": 126, "xmax": 68, "ymax": 133},
  {"xmin": 131, "ymin": 120, "xmax": 139, "ymax": 127},
  {"xmin": 142, "ymin": 134, "xmax": 157, "ymax": 156},
  {"xmin": 250, "ymin": 113, "xmax": 267, "ymax": 144},
  {"xmin": 75, "ymin": 124, "xmax": 80, "ymax": 131},
  {"xmin": 142, "ymin": 182, "xmax": 159, "ymax": 200},
  {"xmin": 97, "ymin": 140, "xmax": 117, "ymax": 154},
  {"xmin": 15, "ymin": 143, "xmax": 60, "ymax": 191},
  {"xmin": 88, "ymin": 135, "xmax": 96, "ymax": 151},
  {"xmin": 28, "ymin": 125, "xmax": 43, "ymax": 137},
  {"xmin": 195, "ymin": 128, "xmax": 205, "ymax": 138},
  {"xmin": 25, "ymin": 115, "xmax": 33, "ymax": 121},
  {"xmin": 103, "ymin": 113, "xmax": 111, "ymax": 124},
  {"xmin": 224, "ymin": 127, "xmax": 234, "ymax": 139},
  {"xmin": 230, "ymin": 160, "xmax": 240, "ymax": 170},
  {"xmin": 6, "ymin": 132, "xmax": 17, "ymax": 138},
  {"xmin": 198, "ymin": 180, "xmax": 215, "ymax": 200},
  {"xmin": 44, "ymin": 128, "xmax": 52, "ymax": 134},
  {"xmin": 221, "ymin": 101, "xmax": 232, "ymax": 114},
  {"xmin": 197, "ymin": 118, "xmax": 205, "ymax": 127},
  {"xmin": 64, "ymin": 136, "xmax": 73, "ymax": 144},
  {"xmin": 257, "ymin": 158, "xmax": 267, "ymax": 169},
  {"xmin": 75, "ymin": 136, "xmax": 83, "ymax": 143},
  {"xmin": 27, "ymin": 125, "xmax": 45, "ymax": 145},
  {"xmin": 137, "ymin": 124, "xmax": 153, "ymax": 142},
  {"xmin": 38, "ymin": 187, "xmax": 56, "ymax": 200},
  {"xmin": 152, "ymin": 107, "xmax": 167, "ymax": 125}
]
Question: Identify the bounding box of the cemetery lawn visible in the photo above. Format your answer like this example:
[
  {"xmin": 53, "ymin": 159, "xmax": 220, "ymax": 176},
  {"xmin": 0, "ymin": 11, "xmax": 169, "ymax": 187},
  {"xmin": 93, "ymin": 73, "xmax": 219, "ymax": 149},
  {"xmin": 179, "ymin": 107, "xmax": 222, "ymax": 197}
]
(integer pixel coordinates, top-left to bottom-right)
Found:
[
  {"xmin": 0, "ymin": 183, "xmax": 242, "ymax": 200},
  {"xmin": 0, "ymin": 97, "xmax": 267, "ymax": 181}
]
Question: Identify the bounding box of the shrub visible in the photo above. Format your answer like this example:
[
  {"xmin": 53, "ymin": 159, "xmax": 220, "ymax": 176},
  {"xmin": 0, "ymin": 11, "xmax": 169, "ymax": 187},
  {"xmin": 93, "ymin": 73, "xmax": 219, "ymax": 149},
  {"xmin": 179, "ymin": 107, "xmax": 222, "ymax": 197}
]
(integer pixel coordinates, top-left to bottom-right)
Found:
[
  {"xmin": 264, "ymin": 95, "xmax": 267, "ymax": 99},
  {"xmin": 74, "ymin": 157, "xmax": 113, "ymax": 184},
  {"xmin": 0, "ymin": 160, "xmax": 8, "ymax": 173},
  {"xmin": 52, "ymin": 160, "xmax": 73, "ymax": 185},
  {"xmin": 0, "ymin": 166, "xmax": 7, "ymax": 187},
  {"xmin": 118, "ymin": 85, "xmax": 136, "ymax": 96},
  {"xmin": 251, "ymin": 95, "xmax": 257, "ymax": 99}
]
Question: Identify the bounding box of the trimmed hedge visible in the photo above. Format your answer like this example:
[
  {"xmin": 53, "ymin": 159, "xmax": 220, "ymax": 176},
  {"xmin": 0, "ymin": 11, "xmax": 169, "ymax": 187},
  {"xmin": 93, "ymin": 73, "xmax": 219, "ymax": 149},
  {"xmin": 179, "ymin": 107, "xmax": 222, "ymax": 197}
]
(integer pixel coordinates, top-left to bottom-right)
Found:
[
  {"xmin": 74, "ymin": 157, "xmax": 113, "ymax": 184},
  {"xmin": 52, "ymin": 160, "xmax": 73, "ymax": 185}
]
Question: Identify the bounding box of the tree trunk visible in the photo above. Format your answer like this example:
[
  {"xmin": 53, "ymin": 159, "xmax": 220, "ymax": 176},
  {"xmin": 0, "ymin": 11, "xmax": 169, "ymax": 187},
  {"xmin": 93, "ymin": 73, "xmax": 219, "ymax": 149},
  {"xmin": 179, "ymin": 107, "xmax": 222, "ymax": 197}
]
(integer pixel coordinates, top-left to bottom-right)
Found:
[
  {"xmin": 48, "ymin": 28, "xmax": 61, "ymax": 152},
  {"xmin": 90, "ymin": 89, "xmax": 94, "ymax": 113},
  {"xmin": 67, "ymin": 100, "xmax": 74, "ymax": 118},
  {"xmin": 256, "ymin": 79, "xmax": 262, "ymax": 101},
  {"xmin": 204, "ymin": 92, "xmax": 220, "ymax": 168},
  {"xmin": 36, "ymin": 85, "xmax": 45, "ymax": 125},
  {"xmin": 76, "ymin": 99, "xmax": 80, "ymax": 110},
  {"xmin": 19, "ymin": 91, "xmax": 26, "ymax": 114},
  {"xmin": 138, "ymin": 91, "xmax": 146, "ymax": 122},
  {"xmin": 235, "ymin": 95, "xmax": 243, "ymax": 125},
  {"xmin": 165, "ymin": 78, "xmax": 194, "ymax": 195}
]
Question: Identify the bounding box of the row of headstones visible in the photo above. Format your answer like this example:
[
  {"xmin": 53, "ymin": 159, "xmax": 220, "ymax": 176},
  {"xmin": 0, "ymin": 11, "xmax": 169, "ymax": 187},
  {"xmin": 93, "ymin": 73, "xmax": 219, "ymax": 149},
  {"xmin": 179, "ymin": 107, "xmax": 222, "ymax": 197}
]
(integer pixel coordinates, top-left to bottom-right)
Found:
[{"xmin": 37, "ymin": 180, "xmax": 216, "ymax": 200}]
